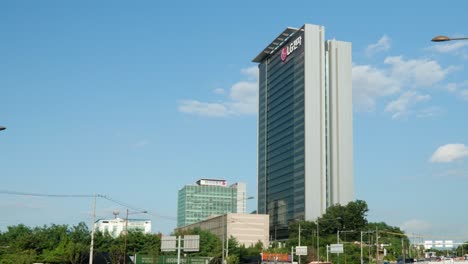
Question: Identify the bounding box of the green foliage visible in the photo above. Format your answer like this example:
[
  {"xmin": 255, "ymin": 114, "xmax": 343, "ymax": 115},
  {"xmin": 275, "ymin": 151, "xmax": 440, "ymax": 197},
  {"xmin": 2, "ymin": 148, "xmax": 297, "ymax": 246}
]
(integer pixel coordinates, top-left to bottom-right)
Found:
[
  {"xmin": 175, "ymin": 227, "xmax": 222, "ymax": 257},
  {"xmin": 0, "ymin": 222, "xmax": 160, "ymax": 264},
  {"xmin": 283, "ymin": 200, "xmax": 413, "ymax": 264},
  {"xmin": 0, "ymin": 200, "xmax": 419, "ymax": 264}
]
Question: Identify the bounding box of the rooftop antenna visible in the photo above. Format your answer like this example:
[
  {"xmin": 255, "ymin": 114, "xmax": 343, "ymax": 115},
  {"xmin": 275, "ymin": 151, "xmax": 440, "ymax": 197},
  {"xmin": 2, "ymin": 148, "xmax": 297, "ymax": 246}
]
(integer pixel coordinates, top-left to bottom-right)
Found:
[{"xmin": 112, "ymin": 210, "xmax": 119, "ymax": 219}]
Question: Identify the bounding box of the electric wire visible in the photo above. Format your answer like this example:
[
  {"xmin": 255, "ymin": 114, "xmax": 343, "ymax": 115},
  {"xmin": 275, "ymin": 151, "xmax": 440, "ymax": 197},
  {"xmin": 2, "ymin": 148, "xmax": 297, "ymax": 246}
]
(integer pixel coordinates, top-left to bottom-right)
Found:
[{"xmin": 0, "ymin": 190, "xmax": 177, "ymax": 221}]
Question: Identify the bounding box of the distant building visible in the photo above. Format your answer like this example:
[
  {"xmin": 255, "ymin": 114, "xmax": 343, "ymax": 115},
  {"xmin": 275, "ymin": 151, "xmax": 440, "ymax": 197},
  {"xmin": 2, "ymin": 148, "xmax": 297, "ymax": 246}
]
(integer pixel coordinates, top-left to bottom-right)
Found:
[
  {"xmin": 177, "ymin": 179, "xmax": 248, "ymax": 227},
  {"xmin": 176, "ymin": 213, "xmax": 269, "ymax": 248},
  {"xmin": 94, "ymin": 218, "xmax": 151, "ymax": 238},
  {"xmin": 253, "ymin": 24, "xmax": 354, "ymax": 239}
]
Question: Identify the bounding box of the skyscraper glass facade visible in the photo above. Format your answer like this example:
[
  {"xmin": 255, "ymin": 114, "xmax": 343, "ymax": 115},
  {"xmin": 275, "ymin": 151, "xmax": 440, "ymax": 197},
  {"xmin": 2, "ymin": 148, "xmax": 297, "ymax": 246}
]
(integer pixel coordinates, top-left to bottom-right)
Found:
[
  {"xmin": 254, "ymin": 24, "xmax": 354, "ymax": 239},
  {"xmin": 258, "ymin": 32, "xmax": 306, "ymax": 231}
]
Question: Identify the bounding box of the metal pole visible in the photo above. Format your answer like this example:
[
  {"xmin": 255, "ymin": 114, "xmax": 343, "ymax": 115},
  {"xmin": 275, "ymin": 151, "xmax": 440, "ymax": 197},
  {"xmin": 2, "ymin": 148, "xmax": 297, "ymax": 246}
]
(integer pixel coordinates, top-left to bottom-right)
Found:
[
  {"xmin": 337, "ymin": 231, "xmax": 340, "ymax": 264},
  {"xmin": 89, "ymin": 194, "xmax": 96, "ymax": 264},
  {"xmin": 327, "ymin": 245, "xmax": 329, "ymax": 262},
  {"xmin": 360, "ymin": 231, "xmax": 363, "ymax": 264},
  {"xmin": 226, "ymin": 226, "xmax": 229, "ymax": 262},
  {"xmin": 177, "ymin": 236, "xmax": 181, "ymax": 264},
  {"xmin": 291, "ymin": 247, "xmax": 294, "ymax": 264},
  {"xmin": 124, "ymin": 209, "xmax": 129, "ymax": 264},
  {"xmin": 222, "ymin": 218, "xmax": 225, "ymax": 264},
  {"xmin": 298, "ymin": 223, "xmax": 301, "ymax": 264},
  {"xmin": 376, "ymin": 228, "xmax": 379, "ymax": 264},
  {"xmin": 317, "ymin": 218, "xmax": 320, "ymax": 262}
]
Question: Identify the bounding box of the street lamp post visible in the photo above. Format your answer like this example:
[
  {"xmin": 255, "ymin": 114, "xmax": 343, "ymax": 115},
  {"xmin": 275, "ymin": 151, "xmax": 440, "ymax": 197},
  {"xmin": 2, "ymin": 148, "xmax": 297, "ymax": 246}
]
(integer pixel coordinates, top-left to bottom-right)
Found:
[
  {"xmin": 124, "ymin": 209, "xmax": 148, "ymax": 264},
  {"xmin": 360, "ymin": 230, "xmax": 374, "ymax": 264},
  {"xmin": 431, "ymin": 36, "xmax": 468, "ymax": 42},
  {"xmin": 336, "ymin": 230, "xmax": 356, "ymax": 264},
  {"xmin": 89, "ymin": 194, "xmax": 97, "ymax": 264},
  {"xmin": 316, "ymin": 217, "xmax": 341, "ymax": 262},
  {"xmin": 0, "ymin": 126, "xmax": 6, "ymax": 131},
  {"xmin": 296, "ymin": 221, "xmax": 306, "ymax": 264}
]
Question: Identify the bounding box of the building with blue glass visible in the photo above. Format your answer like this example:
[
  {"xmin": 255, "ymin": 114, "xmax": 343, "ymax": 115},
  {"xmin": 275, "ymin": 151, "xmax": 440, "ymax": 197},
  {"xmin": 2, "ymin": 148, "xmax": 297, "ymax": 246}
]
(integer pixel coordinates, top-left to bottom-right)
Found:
[{"xmin": 253, "ymin": 24, "xmax": 354, "ymax": 239}]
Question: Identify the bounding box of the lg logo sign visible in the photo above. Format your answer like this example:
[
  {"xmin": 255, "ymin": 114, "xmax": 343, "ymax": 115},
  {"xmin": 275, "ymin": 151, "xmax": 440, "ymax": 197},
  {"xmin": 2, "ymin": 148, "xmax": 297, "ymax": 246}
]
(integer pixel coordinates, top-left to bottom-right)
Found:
[{"xmin": 281, "ymin": 36, "xmax": 302, "ymax": 62}]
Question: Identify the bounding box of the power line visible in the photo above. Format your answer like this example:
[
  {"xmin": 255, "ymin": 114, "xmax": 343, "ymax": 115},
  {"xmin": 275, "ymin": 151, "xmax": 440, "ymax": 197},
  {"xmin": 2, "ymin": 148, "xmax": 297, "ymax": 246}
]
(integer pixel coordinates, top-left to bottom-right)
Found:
[
  {"xmin": 0, "ymin": 190, "xmax": 177, "ymax": 221},
  {"xmin": 0, "ymin": 190, "xmax": 94, "ymax": 198}
]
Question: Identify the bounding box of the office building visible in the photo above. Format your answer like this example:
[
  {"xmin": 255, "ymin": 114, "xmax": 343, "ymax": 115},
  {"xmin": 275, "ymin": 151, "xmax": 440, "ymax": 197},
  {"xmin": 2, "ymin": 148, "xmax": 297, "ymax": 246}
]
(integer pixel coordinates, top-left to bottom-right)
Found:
[
  {"xmin": 253, "ymin": 24, "xmax": 354, "ymax": 238},
  {"xmin": 176, "ymin": 213, "xmax": 269, "ymax": 248},
  {"xmin": 177, "ymin": 179, "xmax": 248, "ymax": 227}
]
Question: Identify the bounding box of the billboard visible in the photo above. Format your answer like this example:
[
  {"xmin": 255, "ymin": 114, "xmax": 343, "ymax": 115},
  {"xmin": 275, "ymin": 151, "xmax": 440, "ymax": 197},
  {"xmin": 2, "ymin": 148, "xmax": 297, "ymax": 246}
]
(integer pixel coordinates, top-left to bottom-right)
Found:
[{"xmin": 261, "ymin": 253, "xmax": 291, "ymax": 262}]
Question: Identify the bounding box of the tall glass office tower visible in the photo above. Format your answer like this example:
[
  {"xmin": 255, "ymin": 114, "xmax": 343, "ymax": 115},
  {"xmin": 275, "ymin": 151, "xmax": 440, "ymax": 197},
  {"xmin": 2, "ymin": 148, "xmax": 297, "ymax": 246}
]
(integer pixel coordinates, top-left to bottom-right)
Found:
[{"xmin": 253, "ymin": 24, "xmax": 354, "ymax": 239}]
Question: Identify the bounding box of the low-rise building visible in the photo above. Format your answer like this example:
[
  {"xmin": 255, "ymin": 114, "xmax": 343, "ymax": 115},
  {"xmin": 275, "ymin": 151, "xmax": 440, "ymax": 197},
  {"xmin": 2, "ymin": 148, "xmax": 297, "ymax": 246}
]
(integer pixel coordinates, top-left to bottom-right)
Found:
[{"xmin": 176, "ymin": 213, "xmax": 269, "ymax": 248}]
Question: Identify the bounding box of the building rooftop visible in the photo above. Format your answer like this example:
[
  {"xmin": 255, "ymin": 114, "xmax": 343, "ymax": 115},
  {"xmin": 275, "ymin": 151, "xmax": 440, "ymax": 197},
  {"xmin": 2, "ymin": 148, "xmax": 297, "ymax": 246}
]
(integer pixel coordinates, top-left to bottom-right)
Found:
[{"xmin": 252, "ymin": 27, "xmax": 299, "ymax": 63}]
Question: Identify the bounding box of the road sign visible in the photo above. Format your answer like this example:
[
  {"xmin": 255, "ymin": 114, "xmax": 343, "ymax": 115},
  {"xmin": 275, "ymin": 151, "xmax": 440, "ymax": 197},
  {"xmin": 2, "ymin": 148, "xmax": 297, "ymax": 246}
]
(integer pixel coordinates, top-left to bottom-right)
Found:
[
  {"xmin": 161, "ymin": 236, "xmax": 177, "ymax": 252},
  {"xmin": 183, "ymin": 235, "xmax": 200, "ymax": 252},
  {"xmin": 296, "ymin": 246, "xmax": 308, "ymax": 256},
  {"xmin": 330, "ymin": 244, "xmax": 343, "ymax": 253}
]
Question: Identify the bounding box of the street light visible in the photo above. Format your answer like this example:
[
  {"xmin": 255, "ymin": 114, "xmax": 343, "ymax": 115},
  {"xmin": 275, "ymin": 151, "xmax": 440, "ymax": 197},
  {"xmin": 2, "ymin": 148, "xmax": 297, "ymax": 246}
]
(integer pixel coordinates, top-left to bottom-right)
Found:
[
  {"xmin": 431, "ymin": 35, "xmax": 468, "ymax": 42},
  {"xmin": 360, "ymin": 230, "xmax": 374, "ymax": 264},
  {"xmin": 0, "ymin": 126, "xmax": 6, "ymax": 131},
  {"xmin": 294, "ymin": 219, "xmax": 306, "ymax": 264},
  {"xmin": 124, "ymin": 209, "xmax": 148, "ymax": 264},
  {"xmin": 232, "ymin": 195, "xmax": 254, "ymax": 214},
  {"xmin": 317, "ymin": 217, "xmax": 341, "ymax": 262},
  {"xmin": 336, "ymin": 230, "xmax": 356, "ymax": 264}
]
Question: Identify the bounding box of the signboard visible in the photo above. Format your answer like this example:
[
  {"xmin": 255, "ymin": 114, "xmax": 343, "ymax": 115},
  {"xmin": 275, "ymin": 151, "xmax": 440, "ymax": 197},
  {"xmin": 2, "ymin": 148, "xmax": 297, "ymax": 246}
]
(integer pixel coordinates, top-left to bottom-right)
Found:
[
  {"xmin": 280, "ymin": 36, "xmax": 302, "ymax": 62},
  {"xmin": 161, "ymin": 236, "xmax": 177, "ymax": 252},
  {"xmin": 330, "ymin": 244, "xmax": 344, "ymax": 254},
  {"xmin": 183, "ymin": 235, "xmax": 200, "ymax": 252},
  {"xmin": 424, "ymin": 241, "xmax": 433, "ymax": 249},
  {"xmin": 295, "ymin": 246, "xmax": 308, "ymax": 256},
  {"xmin": 445, "ymin": 241, "xmax": 453, "ymax": 248},
  {"xmin": 197, "ymin": 179, "xmax": 227, "ymax": 187},
  {"xmin": 261, "ymin": 253, "xmax": 291, "ymax": 262}
]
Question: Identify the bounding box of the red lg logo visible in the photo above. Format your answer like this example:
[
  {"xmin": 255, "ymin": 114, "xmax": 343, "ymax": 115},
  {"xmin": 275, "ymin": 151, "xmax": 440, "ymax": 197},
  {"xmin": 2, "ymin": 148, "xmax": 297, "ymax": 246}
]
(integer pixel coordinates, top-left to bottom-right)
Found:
[{"xmin": 281, "ymin": 47, "xmax": 288, "ymax": 61}]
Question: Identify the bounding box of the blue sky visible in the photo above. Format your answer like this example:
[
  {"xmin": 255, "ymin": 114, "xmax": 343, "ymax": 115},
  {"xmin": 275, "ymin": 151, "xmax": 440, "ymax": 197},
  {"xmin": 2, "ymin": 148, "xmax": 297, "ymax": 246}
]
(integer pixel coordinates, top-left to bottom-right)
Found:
[{"xmin": 1, "ymin": 0, "xmax": 468, "ymax": 244}]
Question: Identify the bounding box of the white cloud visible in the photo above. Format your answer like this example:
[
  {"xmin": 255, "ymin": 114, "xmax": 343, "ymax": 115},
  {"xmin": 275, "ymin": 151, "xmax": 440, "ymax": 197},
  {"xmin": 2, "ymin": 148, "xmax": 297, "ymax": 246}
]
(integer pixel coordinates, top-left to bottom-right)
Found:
[
  {"xmin": 228, "ymin": 81, "xmax": 258, "ymax": 114},
  {"xmin": 460, "ymin": 89, "xmax": 468, "ymax": 100},
  {"xmin": 400, "ymin": 219, "xmax": 432, "ymax": 233},
  {"xmin": 178, "ymin": 67, "xmax": 258, "ymax": 117},
  {"xmin": 430, "ymin": 143, "xmax": 468, "ymax": 163},
  {"xmin": 241, "ymin": 66, "xmax": 259, "ymax": 80},
  {"xmin": 385, "ymin": 91, "xmax": 430, "ymax": 119},
  {"xmin": 132, "ymin": 139, "xmax": 150, "ymax": 148},
  {"xmin": 416, "ymin": 106, "xmax": 444, "ymax": 118},
  {"xmin": 366, "ymin": 35, "xmax": 391, "ymax": 56},
  {"xmin": 213, "ymin": 88, "xmax": 225, "ymax": 95},
  {"xmin": 178, "ymin": 100, "xmax": 232, "ymax": 117},
  {"xmin": 353, "ymin": 54, "xmax": 454, "ymax": 114},
  {"xmin": 441, "ymin": 82, "xmax": 468, "ymax": 101},
  {"xmin": 384, "ymin": 56, "xmax": 450, "ymax": 88},
  {"xmin": 352, "ymin": 64, "xmax": 400, "ymax": 111},
  {"xmin": 429, "ymin": 41, "xmax": 468, "ymax": 54}
]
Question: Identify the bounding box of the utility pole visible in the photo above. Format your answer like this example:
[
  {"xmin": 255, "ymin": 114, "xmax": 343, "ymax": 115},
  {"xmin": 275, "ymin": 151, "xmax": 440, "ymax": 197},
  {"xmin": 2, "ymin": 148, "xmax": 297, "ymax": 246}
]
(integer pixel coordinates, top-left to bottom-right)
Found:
[
  {"xmin": 376, "ymin": 228, "xmax": 379, "ymax": 264},
  {"xmin": 124, "ymin": 209, "xmax": 129, "ymax": 264},
  {"xmin": 298, "ymin": 222, "xmax": 301, "ymax": 264},
  {"xmin": 89, "ymin": 194, "xmax": 96, "ymax": 264}
]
